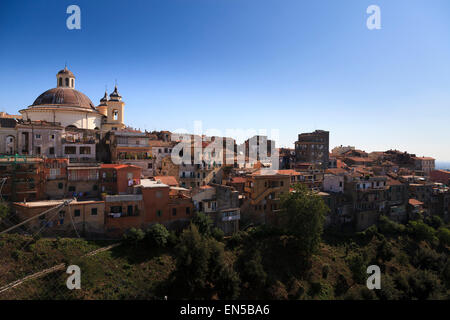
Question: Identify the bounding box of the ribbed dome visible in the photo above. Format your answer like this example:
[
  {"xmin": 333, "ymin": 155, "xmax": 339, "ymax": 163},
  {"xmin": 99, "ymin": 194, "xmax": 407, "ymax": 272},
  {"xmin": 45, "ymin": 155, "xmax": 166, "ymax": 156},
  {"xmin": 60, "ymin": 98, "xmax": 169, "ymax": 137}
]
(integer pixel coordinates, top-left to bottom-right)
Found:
[{"xmin": 31, "ymin": 87, "xmax": 95, "ymax": 110}]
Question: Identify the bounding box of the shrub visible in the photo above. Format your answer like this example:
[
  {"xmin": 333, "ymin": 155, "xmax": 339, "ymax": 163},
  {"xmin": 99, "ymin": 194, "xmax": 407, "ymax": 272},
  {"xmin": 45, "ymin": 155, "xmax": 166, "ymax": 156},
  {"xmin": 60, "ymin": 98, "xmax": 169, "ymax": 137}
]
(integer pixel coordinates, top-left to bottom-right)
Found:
[
  {"xmin": 191, "ymin": 212, "xmax": 213, "ymax": 236},
  {"xmin": 424, "ymin": 215, "xmax": 443, "ymax": 230},
  {"xmin": 378, "ymin": 215, "xmax": 405, "ymax": 236},
  {"xmin": 145, "ymin": 223, "xmax": 170, "ymax": 248},
  {"xmin": 407, "ymin": 220, "xmax": 437, "ymax": 244},
  {"xmin": 322, "ymin": 264, "xmax": 330, "ymax": 279},
  {"xmin": 376, "ymin": 239, "xmax": 394, "ymax": 262},
  {"xmin": 122, "ymin": 228, "xmax": 145, "ymax": 247},
  {"xmin": 437, "ymin": 227, "xmax": 450, "ymax": 247},
  {"xmin": 346, "ymin": 253, "xmax": 367, "ymax": 284},
  {"xmin": 211, "ymin": 227, "xmax": 224, "ymax": 242}
]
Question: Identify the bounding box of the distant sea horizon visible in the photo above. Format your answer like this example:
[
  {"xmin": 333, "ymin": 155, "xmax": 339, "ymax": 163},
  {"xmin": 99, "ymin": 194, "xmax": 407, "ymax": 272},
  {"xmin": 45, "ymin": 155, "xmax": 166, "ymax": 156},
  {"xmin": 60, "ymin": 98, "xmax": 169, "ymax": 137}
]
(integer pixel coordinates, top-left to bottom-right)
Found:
[{"xmin": 436, "ymin": 161, "xmax": 450, "ymax": 170}]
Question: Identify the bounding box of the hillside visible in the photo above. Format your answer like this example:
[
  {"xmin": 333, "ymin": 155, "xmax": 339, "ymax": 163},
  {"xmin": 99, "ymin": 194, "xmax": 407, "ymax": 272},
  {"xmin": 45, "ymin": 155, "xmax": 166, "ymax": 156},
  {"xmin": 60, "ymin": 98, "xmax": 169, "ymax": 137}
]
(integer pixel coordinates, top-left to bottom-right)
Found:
[{"xmin": 1, "ymin": 215, "xmax": 449, "ymax": 300}]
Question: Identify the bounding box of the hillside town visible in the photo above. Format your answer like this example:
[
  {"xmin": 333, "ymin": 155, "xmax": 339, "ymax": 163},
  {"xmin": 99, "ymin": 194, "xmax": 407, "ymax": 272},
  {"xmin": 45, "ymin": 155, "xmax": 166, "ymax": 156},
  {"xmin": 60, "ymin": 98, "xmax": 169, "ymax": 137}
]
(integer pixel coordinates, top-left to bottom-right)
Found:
[{"xmin": 0, "ymin": 67, "xmax": 448, "ymax": 239}]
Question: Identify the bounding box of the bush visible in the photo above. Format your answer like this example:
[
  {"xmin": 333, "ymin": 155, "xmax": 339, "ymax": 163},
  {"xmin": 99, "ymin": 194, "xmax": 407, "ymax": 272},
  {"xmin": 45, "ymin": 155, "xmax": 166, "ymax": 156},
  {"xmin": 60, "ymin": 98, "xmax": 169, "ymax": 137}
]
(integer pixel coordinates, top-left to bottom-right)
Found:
[
  {"xmin": 122, "ymin": 228, "xmax": 145, "ymax": 247},
  {"xmin": 145, "ymin": 223, "xmax": 170, "ymax": 248},
  {"xmin": 167, "ymin": 230, "xmax": 179, "ymax": 247},
  {"xmin": 437, "ymin": 227, "xmax": 450, "ymax": 247},
  {"xmin": 376, "ymin": 239, "xmax": 394, "ymax": 262},
  {"xmin": 378, "ymin": 215, "xmax": 405, "ymax": 236},
  {"xmin": 237, "ymin": 249, "xmax": 267, "ymax": 290},
  {"xmin": 346, "ymin": 253, "xmax": 367, "ymax": 284},
  {"xmin": 424, "ymin": 215, "xmax": 443, "ymax": 230},
  {"xmin": 191, "ymin": 212, "xmax": 213, "ymax": 236},
  {"xmin": 211, "ymin": 227, "xmax": 224, "ymax": 242},
  {"xmin": 322, "ymin": 264, "xmax": 330, "ymax": 279},
  {"xmin": 407, "ymin": 220, "xmax": 437, "ymax": 244}
]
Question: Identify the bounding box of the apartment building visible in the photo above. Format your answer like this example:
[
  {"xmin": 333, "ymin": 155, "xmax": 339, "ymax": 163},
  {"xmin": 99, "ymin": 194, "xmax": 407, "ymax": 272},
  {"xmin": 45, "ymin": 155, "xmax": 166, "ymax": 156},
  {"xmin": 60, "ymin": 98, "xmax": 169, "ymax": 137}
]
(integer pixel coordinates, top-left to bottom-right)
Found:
[
  {"xmin": 295, "ymin": 130, "xmax": 329, "ymax": 169},
  {"xmin": 242, "ymin": 170, "xmax": 290, "ymax": 225},
  {"xmin": 0, "ymin": 155, "xmax": 45, "ymax": 202}
]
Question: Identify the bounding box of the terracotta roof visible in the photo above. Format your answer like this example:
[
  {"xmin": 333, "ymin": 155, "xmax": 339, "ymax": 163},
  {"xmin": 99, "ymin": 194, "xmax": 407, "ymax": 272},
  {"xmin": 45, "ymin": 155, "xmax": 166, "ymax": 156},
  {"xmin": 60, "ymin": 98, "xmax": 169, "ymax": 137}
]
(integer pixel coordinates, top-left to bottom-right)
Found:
[
  {"xmin": 230, "ymin": 177, "xmax": 247, "ymax": 184},
  {"xmin": 325, "ymin": 168, "xmax": 348, "ymax": 175},
  {"xmin": 409, "ymin": 198, "xmax": 424, "ymax": 206},
  {"xmin": 386, "ymin": 178, "xmax": 403, "ymax": 186},
  {"xmin": 412, "ymin": 157, "xmax": 435, "ymax": 161},
  {"xmin": 277, "ymin": 169, "xmax": 301, "ymax": 176},
  {"xmin": 100, "ymin": 164, "xmax": 141, "ymax": 170}
]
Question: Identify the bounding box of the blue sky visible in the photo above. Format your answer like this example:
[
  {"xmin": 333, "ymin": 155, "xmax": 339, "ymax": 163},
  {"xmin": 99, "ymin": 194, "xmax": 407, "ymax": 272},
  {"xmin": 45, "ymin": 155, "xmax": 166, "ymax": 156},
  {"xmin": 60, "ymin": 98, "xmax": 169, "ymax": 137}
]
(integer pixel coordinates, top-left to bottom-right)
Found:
[{"xmin": 0, "ymin": 0, "xmax": 449, "ymax": 161}]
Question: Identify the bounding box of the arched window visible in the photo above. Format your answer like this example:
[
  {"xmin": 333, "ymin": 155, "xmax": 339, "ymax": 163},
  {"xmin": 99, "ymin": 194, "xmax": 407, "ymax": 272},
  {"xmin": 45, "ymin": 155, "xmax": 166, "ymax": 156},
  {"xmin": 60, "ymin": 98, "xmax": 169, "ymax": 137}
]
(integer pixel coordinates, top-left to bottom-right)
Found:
[
  {"xmin": 65, "ymin": 78, "xmax": 69, "ymax": 86},
  {"xmin": 113, "ymin": 110, "xmax": 119, "ymax": 120},
  {"xmin": 59, "ymin": 78, "xmax": 62, "ymax": 86},
  {"xmin": 71, "ymin": 79, "xmax": 74, "ymax": 88}
]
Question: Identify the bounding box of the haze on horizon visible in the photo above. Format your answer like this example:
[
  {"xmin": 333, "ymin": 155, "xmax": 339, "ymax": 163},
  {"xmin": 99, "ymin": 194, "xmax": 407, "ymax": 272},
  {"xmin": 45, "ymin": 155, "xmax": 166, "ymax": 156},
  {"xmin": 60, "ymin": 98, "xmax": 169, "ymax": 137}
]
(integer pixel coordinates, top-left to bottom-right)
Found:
[{"xmin": 0, "ymin": 0, "xmax": 449, "ymax": 161}]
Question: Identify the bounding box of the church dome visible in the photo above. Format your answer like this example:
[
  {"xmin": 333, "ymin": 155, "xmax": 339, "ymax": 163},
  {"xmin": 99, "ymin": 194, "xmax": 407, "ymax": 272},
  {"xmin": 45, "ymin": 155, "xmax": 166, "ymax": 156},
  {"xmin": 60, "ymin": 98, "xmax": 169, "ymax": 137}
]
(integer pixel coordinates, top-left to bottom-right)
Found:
[
  {"xmin": 31, "ymin": 87, "xmax": 96, "ymax": 110},
  {"xmin": 57, "ymin": 67, "xmax": 75, "ymax": 78}
]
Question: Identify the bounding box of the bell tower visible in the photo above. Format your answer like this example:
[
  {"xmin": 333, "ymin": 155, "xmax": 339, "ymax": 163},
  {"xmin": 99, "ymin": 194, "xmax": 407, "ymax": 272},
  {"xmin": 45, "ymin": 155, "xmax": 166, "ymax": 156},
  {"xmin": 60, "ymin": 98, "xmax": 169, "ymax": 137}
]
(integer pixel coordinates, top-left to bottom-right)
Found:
[{"xmin": 96, "ymin": 85, "xmax": 125, "ymax": 132}]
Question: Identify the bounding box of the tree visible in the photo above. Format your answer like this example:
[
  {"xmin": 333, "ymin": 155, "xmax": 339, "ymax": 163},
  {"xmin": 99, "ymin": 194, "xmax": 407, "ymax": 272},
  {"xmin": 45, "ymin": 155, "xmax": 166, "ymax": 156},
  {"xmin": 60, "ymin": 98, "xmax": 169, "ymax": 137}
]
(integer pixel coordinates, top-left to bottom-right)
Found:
[
  {"xmin": 0, "ymin": 201, "xmax": 9, "ymax": 223},
  {"xmin": 437, "ymin": 227, "xmax": 450, "ymax": 247},
  {"xmin": 122, "ymin": 228, "xmax": 145, "ymax": 247},
  {"xmin": 211, "ymin": 227, "xmax": 224, "ymax": 242},
  {"xmin": 191, "ymin": 212, "xmax": 213, "ymax": 237},
  {"xmin": 237, "ymin": 249, "xmax": 267, "ymax": 290},
  {"xmin": 145, "ymin": 223, "xmax": 170, "ymax": 247},
  {"xmin": 279, "ymin": 184, "xmax": 328, "ymax": 258},
  {"xmin": 169, "ymin": 224, "xmax": 240, "ymax": 299},
  {"xmin": 407, "ymin": 220, "xmax": 437, "ymax": 244}
]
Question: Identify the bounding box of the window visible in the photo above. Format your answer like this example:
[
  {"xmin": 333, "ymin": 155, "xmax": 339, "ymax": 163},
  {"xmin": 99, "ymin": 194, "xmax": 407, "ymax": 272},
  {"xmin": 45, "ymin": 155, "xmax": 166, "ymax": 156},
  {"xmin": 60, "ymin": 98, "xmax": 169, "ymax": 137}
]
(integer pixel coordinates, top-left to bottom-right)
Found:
[
  {"xmin": 65, "ymin": 78, "xmax": 69, "ymax": 86},
  {"xmin": 49, "ymin": 147, "xmax": 55, "ymax": 155},
  {"xmin": 74, "ymin": 209, "xmax": 81, "ymax": 217},
  {"xmin": 35, "ymin": 146, "xmax": 41, "ymax": 155},
  {"xmin": 71, "ymin": 79, "xmax": 74, "ymax": 87},
  {"xmin": 172, "ymin": 208, "xmax": 177, "ymax": 216},
  {"xmin": 127, "ymin": 205, "xmax": 133, "ymax": 216},
  {"xmin": 157, "ymin": 210, "xmax": 162, "ymax": 217},
  {"xmin": 59, "ymin": 211, "xmax": 65, "ymax": 218},
  {"xmin": 58, "ymin": 182, "xmax": 63, "ymax": 189},
  {"xmin": 93, "ymin": 185, "xmax": 98, "ymax": 191},
  {"xmin": 113, "ymin": 110, "xmax": 119, "ymax": 120},
  {"xmin": 51, "ymin": 134, "xmax": 55, "ymax": 140},
  {"xmin": 186, "ymin": 207, "xmax": 190, "ymax": 215},
  {"xmin": 111, "ymin": 206, "xmax": 122, "ymax": 213},
  {"xmin": 80, "ymin": 146, "xmax": 91, "ymax": 154},
  {"xmin": 59, "ymin": 78, "xmax": 62, "ymax": 86},
  {"xmin": 91, "ymin": 208, "xmax": 98, "ymax": 216},
  {"xmin": 147, "ymin": 163, "xmax": 152, "ymax": 169},
  {"xmin": 35, "ymin": 134, "xmax": 41, "ymax": 139},
  {"xmin": 68, "ymin": 186, "xmax": 76, "ymax": 192},
  {"xmin": 64, "ymin": 146, "xmax": 76, "ymax": 154}
]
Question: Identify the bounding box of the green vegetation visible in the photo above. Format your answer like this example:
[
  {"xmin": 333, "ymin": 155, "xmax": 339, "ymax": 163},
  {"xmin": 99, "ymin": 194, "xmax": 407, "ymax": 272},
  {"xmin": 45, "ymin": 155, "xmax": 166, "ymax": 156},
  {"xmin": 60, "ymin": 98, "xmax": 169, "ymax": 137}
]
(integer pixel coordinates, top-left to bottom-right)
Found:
[{"xmin": 1, "ymin": 183, "xmax": 449, "ymax": 300}]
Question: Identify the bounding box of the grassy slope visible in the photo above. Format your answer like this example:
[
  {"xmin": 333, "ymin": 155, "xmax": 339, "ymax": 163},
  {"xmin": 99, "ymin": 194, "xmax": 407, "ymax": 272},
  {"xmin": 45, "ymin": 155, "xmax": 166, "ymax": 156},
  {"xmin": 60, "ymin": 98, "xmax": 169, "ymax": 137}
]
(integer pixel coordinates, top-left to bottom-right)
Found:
[{"xmin": 0, "ymin": 228, "xmax": 448, "ymax": 300}]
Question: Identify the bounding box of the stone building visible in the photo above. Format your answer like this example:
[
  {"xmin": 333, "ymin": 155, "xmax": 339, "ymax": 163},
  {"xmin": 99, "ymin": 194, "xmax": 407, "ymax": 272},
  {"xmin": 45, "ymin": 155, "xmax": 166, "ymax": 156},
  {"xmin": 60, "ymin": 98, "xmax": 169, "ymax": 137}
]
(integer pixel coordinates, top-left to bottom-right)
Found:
[{"xmin": 295, "ymin": 130, "xmax": 329, "ymax": 169}]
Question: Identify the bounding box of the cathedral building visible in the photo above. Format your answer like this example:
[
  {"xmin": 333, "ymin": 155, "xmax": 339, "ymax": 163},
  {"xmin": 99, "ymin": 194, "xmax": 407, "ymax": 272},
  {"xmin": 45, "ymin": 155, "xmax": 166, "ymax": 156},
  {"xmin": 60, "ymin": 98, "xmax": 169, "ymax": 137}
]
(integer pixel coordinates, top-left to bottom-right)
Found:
[
  {"xmin": 18, "ymin": 67, "xmax": 125, "ymax": 131},
  {"xmin": 0, "ymin": 67, "xmax": 127, "ymax": 157}
]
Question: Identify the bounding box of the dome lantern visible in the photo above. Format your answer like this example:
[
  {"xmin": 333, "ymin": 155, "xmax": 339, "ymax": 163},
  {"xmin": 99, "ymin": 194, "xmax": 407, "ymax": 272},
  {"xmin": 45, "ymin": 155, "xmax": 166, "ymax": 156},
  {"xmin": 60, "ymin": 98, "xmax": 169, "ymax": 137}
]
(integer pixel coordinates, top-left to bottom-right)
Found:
[{"xmin": 56, "ymin": 66, "xmax": 76, "ymax": 89}]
